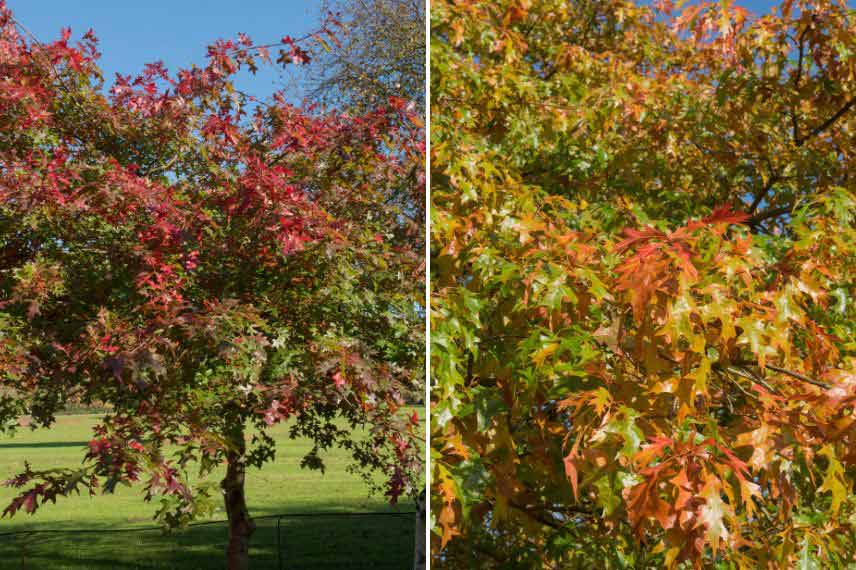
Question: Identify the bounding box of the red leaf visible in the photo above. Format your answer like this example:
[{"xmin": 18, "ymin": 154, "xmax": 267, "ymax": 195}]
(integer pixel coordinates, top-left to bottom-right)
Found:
[
  {"xmin": 23, "ymin": 491, "xmax": 37, "ymax": 514},
  {"xmin": 332, "ymin": 371, "xmax": 346, "ymax": 388},
  {"xmin": 563, "ymin": 453, "xmax": 579, "ymax": 500},
  {"xmin": 615, "ymin": 226, "xmax": 666, "ymax": 254},
  {"xmin": 702, "ymin": 205, "xmax": 749, "ymax": 225}
]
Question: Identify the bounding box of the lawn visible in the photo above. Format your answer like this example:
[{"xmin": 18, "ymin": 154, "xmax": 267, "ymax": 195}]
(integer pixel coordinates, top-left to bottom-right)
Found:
[{"xmin": 0, "ymin": 411, "xmax": 423, "ymax": 569}]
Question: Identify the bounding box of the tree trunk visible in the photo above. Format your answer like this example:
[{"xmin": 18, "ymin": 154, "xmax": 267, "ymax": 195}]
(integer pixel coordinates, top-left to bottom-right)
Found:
[
  {"xmin": 413, "ymin": 487, "xmax": 426, "ymax": 570},
  {"xmin": 223, "ymin": 438, "xmax": 255, "ymax": 570}
]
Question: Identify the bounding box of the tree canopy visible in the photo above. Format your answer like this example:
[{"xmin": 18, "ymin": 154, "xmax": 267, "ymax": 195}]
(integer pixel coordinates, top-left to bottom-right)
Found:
[
  {"xmin": 0, "ymin": 2, "xmax": 424, "ymax": 568},
  {"xmin": 308, "ymin": 0, "xmax": 426, "ymax": 114},
  {"xmin": 430, "ymin": 0, "xmax": 854, "ymax": 567}
]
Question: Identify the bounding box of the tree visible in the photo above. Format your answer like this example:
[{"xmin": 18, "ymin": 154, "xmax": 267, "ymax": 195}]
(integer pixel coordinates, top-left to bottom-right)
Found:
[
  {"xmin": 0, "ymin": 3, "xmax": 424, "ymax": 569},
  {"xmin": 431, "ymin": 0, "xmax": 854, "ymax": 567},
  {"xmin": 307, "ymin": 0, "xmax": 426, "ymax": 115}
]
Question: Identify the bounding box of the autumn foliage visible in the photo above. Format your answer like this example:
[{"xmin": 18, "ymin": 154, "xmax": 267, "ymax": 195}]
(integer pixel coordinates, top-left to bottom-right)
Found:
[
  {"xmin": 0, "ymin": 1, "xmax": 423, "ymax": 567},
  {"xmin": 431, "ymin": 0, "xmax": 854, "ymax": 567}
]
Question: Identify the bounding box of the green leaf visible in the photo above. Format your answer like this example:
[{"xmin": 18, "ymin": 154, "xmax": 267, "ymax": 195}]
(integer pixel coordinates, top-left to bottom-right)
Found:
[
  {"xmin": 797, "ymin": 537, "xmax": 821, "ymax": 570},
  {"xmin": 594, "ymin": 475, "xmax": 621, "ymax": 515},
  {"xmin": 607, "ymin": 407, "xmax": 644, "ymax": 459}
]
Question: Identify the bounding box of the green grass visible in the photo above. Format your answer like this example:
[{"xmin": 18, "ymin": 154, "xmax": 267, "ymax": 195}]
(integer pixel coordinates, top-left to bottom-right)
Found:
[{"xmin": 0, "ymin": 412, "xmax": 423, "ymax": 569}]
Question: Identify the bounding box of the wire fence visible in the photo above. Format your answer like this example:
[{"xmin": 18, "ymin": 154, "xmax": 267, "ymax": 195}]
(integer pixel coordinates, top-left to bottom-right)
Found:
[{"xmin": 0, "ymin": 510, "xmax": 416, "ymax": 570}]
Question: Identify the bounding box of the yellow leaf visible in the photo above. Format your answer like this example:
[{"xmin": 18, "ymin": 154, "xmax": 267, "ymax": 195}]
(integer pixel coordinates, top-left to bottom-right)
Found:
[
  {"xmin": 531, "ymin": 341, "xmax": 558, "ymax": 367},
  {"xmin": 817, "ymin": 445, "xmax": 847, "ymax": 516}
]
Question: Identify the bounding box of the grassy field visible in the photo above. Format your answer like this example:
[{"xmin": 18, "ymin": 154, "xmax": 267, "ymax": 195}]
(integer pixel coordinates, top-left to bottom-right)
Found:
[{"xmin": 0, "ymin": 411, "xmax": 423, "ymax": 569}]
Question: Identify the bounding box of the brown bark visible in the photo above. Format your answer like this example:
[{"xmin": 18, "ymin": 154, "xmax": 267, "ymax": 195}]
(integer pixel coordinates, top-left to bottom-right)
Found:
[{"xmin": 223, "ymin": 432, "xmax": 255, "ymax": 570}]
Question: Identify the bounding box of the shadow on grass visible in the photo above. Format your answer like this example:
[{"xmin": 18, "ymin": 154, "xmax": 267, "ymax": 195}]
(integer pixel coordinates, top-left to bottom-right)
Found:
[
  {"xmin": 0, "ymin": 442, "xmax": 89, "ymax": 450},
  {"xmin": 0, "ymin": 509, "xmax": 416, "ymax": 570}
]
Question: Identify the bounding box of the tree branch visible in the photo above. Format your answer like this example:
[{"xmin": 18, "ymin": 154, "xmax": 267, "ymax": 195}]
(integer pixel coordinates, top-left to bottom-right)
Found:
[
  {"xmin": 717, "ymin": 368, "xmax": 760, "ymax": 401},
  {"xmin": 749, "ymin": 173, "xmax": 781, "ymax": 214},
  {"xmin": 764, "ymin": 364, "xmax": 830, "ymax": 390},
  {"xmin": 732, "ymin": 361, "xmax": 830, "ymax": 390},
  {"xmin": 507, "ymin": 499, "xmax": 592, "ymax": 530},
  {"xmin": 747, "ymin": 204, "xmax": 793, "ymax": 228},
  {"xmin": 796, "ymin": 96, "xmax": 856, "ymax": 147},
  {"xmin": 726, "ymin": 366, "xmax": 781, "ymax": 396}
]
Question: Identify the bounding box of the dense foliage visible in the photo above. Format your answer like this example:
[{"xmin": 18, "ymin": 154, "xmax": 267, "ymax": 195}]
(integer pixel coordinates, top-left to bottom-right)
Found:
[
  {"xmin": 0, "ymin": 2, "xmax": 424, "ymax": 568},
  {"xmin": 431, "ymin": 0, "xmax": 854, "ymax": 567}
]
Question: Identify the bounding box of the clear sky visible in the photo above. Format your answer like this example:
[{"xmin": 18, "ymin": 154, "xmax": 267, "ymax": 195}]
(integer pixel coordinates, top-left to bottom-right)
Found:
[
  {"xmin": 6, "ymin": 0, "xmax": 324, "ymax": 101},
  {"xmin": 6, "ymin": 0, "xmax": 785, "ymax": 103}
]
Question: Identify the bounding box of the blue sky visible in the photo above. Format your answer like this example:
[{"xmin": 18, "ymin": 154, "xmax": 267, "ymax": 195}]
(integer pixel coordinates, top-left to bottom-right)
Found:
[
  {"xmin": 6, "ymin": 0, "xmax": 323, "ymax": 101},
  {"xmin": 741, "ymin": 0, "xmax": 781, "ymax": 11},
  {"xmin": 6, "ymin": 0, "xmax": 784, "ymax": 102}
]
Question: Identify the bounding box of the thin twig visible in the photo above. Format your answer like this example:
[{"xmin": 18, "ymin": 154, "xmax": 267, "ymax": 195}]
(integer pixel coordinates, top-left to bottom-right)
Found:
[
  {"xmin": 764, "ymin": 364, "xmax": 829, "ymax": 390},
  {"xmin": 727, "ymin": 366, "xmax": 780, "ymax": 396},
  {"xmin": 732, "ymin": 361, "xmax": 830, "ymax": 390},
  {"xmin": 718, "ymin": 369, "xmax": 759, "ymax": 401}
]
